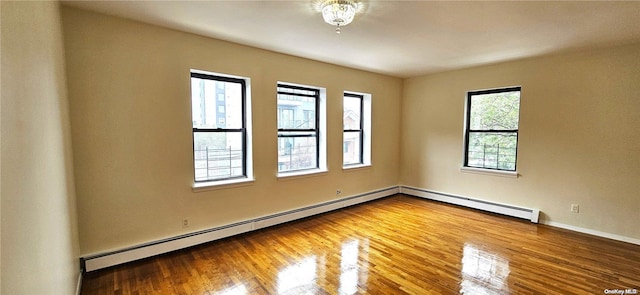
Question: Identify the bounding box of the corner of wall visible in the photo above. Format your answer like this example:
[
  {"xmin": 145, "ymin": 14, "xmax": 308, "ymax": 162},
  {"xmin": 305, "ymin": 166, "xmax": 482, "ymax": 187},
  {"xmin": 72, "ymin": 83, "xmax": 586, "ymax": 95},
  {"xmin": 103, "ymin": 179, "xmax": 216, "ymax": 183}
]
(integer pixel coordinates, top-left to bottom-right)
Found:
[{"xmin": 1, "ymin": 1, "xmax": 81, "ymax": 294}]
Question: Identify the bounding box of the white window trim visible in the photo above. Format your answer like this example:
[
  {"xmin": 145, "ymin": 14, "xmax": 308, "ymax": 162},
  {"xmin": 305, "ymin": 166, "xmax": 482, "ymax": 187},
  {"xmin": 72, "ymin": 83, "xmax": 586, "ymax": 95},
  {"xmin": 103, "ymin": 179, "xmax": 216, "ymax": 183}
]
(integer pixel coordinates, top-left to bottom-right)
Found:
[
  {"xmin": 460, "ymin": 166, "xmax": 519, "ymax": 178},
  {"xmin": 343, "ymin": 163, "xmax": 372, "ymax": 172},
  {"xmin": 277, "ymin": 168, "xmax": 329, "ymax": 181},
  {"xmin": 192, "ymin": 177, "xmax": 256, "ymax": 192},
  {"xmin": 343, "ymin": 92, "xmax": 372, "ymax": 168}
]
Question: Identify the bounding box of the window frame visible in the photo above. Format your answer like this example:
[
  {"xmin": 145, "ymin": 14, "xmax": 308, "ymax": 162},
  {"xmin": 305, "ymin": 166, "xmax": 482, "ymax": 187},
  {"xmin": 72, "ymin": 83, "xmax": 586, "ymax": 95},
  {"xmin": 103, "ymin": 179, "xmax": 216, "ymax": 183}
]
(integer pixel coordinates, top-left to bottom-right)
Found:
[
  {"xmin": 190, "ymin": 71, "xmax": 249, "ymax": 184},
  {"xmin": 463, "ymin": 86, "xmax": 521, "ymax": 173},
  {"xmin": 276, "ymin": 83, "xmax": 321, "ymax": 174},
  {"xmin": 343, "ymin": 93, "xmax": 365, "ymax": 166}
]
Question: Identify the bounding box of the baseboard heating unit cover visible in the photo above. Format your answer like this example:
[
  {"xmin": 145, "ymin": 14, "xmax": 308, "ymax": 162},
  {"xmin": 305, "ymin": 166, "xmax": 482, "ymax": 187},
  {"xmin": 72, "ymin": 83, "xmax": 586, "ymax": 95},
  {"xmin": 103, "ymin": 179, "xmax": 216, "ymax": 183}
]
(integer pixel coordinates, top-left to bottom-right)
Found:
[
  {"xmin": 400, "ymin": 186, "xmax": 539, "ymax": 223},
  {"xmin": 81, "ymin": 186, "xmax": 399, "ymax": 272}
]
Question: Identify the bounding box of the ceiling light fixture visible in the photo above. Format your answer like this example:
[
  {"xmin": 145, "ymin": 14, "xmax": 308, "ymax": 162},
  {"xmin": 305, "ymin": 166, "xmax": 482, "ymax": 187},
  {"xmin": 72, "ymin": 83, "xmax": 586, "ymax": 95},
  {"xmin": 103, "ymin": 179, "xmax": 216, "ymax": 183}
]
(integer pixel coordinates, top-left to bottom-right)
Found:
[{"xmin": 320, "ymin": 0, "xmax": 358, "ymax": 34}]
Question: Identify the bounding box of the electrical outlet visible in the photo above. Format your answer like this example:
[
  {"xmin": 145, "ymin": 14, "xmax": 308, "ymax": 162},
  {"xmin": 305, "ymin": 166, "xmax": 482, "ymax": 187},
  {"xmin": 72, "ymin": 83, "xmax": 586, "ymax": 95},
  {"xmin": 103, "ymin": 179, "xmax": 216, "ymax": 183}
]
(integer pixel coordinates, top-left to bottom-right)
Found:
[
  {"xmin": 182, "ymin": 218, "xmax": 189, "ymax": 228},
  {"xmin": 570, "ymin": 204, "xmax": 580, "ymax": 213},
  {"xmin": 336, "ymin": 189, "xmax": 342, "ymax": 196}
]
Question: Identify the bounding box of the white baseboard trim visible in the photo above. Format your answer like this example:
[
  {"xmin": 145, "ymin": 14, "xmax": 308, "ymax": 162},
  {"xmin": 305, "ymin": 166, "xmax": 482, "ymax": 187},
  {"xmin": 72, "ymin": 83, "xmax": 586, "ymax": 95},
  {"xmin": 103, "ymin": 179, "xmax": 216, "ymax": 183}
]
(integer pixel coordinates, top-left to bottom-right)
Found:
[
  {"xmin": 542, "ymin": 221, "xmax": 640, "ymax": 246},
  {"xmin": 81, "ymin": 186, "xmax": 399, "ymax": 272},
  {"xmin": 400, "ymin": 185, "xmax": 540, "ymax": 223},
  {"xmin": 400, "ymin": 185, "xmax": 640, "ymax": 246},
  {"xmin": 75, "ymin": 271, "xmax": 83, "ymax": 295}
]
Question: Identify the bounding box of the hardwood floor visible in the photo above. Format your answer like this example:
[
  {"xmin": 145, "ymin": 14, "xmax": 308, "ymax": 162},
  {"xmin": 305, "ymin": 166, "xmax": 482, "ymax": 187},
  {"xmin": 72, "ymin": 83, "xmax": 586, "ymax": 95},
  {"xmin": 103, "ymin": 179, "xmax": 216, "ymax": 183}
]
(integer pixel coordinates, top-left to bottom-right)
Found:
[{"xmin": 81, "ymin": 194, "xmax": 640, "ymax": 294}]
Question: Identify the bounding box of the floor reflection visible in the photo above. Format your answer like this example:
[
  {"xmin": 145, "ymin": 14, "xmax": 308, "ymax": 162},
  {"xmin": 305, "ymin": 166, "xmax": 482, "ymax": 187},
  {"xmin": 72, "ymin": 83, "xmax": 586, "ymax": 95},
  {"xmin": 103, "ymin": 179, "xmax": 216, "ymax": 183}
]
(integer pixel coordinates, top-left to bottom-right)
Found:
[
  {"xmin": 273, "ymin": 238, "xmax": 370, "ymax": 295},
  {"xmin": 214, "ymin": 284, "xmax": 247, "ymax": 295},
  {"xmin": 277, "ymin": 256, "xmax": 317, "ymax": 295},
  {"xmin": 339, "ymin": 240, "xmax": 359, "ymax": 295},
  {"xmin": 460, "ymin": 243, "xmax": 510, "ymax": 295}
]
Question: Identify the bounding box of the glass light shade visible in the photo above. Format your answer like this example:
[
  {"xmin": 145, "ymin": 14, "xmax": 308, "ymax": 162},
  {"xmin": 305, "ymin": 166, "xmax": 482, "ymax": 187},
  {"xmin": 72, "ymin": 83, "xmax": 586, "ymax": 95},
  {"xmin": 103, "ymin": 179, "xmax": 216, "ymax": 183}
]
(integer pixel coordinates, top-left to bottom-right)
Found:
[{"xmin": 321, "ymin": 0, "xmax": 357, "ymax": 27}]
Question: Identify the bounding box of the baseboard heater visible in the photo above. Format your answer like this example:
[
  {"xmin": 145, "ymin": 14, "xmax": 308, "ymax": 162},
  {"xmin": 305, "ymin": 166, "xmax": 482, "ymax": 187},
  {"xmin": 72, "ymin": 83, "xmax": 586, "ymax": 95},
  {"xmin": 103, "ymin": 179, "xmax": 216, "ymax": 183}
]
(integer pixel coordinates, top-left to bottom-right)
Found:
[
  {"xmin": 81, "ymin": 186, "xmax": 399, "ymax": 272},
  {"xmin": 400, "ymin": 186, "xmax": 539, "ymax": 223}
]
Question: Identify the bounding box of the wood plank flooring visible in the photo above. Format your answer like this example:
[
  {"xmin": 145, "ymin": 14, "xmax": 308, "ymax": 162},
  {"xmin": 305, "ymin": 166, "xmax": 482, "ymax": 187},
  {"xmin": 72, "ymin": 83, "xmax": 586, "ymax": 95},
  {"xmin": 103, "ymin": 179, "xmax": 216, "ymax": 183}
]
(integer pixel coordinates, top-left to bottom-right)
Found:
[{"xmin": 81, "ymin": 194, "xmax": 640, "ymax": 294}]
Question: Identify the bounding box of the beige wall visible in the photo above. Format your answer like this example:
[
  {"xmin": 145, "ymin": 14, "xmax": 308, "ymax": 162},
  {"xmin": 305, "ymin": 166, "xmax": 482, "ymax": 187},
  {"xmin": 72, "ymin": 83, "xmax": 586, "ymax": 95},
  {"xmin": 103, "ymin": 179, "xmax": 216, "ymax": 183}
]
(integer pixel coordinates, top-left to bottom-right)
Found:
[
  {"xmin": 1, "ymin": 1, "xmax": 80, "ymax": 294},
  {"xmin": 401, "ymin": 43, "xmax": 640, "ymax": 240},
  {"xmin": 61, "ymin": 7, "xmax": 402, "ymax": 255}
]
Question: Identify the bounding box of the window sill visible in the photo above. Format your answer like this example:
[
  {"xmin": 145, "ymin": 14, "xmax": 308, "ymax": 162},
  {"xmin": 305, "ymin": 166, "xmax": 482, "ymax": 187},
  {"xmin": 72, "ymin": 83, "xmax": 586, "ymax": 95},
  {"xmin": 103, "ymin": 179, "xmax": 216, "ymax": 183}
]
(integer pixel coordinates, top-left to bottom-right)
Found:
[
  {"xmin": 192, "ymin": 177, "xmax": 255, "ymax": 192},
  {"xmin": 342, "ymin": 163, "xmax": 372, "ymax": 171},
  {"xmin": 277, "ymin": 168, "xmax": 328, "ymax": 181},
  {"xmin": 460, "ymin": 166, "xmax": 519, "ymax": 178}
]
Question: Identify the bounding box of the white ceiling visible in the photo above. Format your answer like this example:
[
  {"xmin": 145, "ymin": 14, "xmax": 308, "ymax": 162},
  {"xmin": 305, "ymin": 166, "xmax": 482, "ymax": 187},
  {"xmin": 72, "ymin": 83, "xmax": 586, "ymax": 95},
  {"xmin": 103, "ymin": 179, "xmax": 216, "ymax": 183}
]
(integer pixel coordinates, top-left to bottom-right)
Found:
[{"xmin": 62, "ymin": 1, "xmax": 640, "ymax": 78}]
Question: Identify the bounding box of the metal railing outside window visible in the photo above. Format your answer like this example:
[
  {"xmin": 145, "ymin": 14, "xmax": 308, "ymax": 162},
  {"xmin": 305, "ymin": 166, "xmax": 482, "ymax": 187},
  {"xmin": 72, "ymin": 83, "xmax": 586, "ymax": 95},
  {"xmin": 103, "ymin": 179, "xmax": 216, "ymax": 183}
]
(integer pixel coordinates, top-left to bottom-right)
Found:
[
  {"xmin": 194, "ymin": 147, "xmax": 244, "ymax": 181},
  {"xmin": 467, "ymin": 143, "xmax": 517, "ymax": 171}
]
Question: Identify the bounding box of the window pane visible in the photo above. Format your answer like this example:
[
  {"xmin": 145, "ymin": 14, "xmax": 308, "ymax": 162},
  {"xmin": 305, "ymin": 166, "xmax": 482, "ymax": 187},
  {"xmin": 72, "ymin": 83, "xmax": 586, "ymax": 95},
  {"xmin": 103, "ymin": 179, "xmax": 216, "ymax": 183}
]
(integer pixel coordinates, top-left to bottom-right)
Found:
[
  {"xmin": 277, "ymin": 86, "xmax": 316, "ymax": 96},
  {"xmin": 343, "ymin": 131, "xmax": 362, "ymax": 165},
  {"xmin": 278, "ymin": 131, "xmax": 316, "ymax": 137},
  {"xmin": 277, "ymin": 94, "xmax": 316, "ymax": 129},
  {"xmin": 277, "ymin": 136, "xmax": 317, "ymax": 172},
  {"xmin": 194, "ymin": 132, "xmax": 243, "ymax": 181},
  {"xmin": 469, "ymin": 91, "xmax": 520, "ymax": 130},
  {"xmin": 191, "ymin": 78, "xmax": 243, "ymax": 129},
  {"xmin": 467, "ymin": 132, "xmax": 517, "ymax": 170},
  {"xmin": 343, "ymin": 96, "xmax": 361, "ymax": 130}
]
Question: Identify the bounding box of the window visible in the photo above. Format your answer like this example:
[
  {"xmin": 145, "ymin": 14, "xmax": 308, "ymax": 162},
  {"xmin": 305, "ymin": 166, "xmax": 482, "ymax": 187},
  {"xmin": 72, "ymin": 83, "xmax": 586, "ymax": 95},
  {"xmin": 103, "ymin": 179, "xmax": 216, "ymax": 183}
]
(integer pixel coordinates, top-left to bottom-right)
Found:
[
  {"xmin": 343, "ymin": 93, "xmax": 364, "ymax": 165},
  {"xmin": 277, "ymin": 84, "xmax": 322, "ymax": 173},
  {"xmin": 343, "ymin": 92, "xmax": 372, "ymax": 168},
  {"xmin": 191, "ymin": 71, "xmax": 251, "ymax": 183},
  {"xmin": 464, "ymin": 86, "xmax": 521, "ymax": 171}
]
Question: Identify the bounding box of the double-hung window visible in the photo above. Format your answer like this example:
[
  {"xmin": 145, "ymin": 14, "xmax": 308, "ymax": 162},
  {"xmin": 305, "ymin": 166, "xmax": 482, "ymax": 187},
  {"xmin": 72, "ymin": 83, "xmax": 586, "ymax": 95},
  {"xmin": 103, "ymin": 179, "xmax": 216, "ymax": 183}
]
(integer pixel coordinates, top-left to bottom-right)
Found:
[
  {"xmin": 464, "ymin": 86, "xmax": 521, "ymax": 172},
  {"xmin": 342, "ymin": 93, "xmax": 364, "ymax": 166},
  {"xmin": 277, "ymin": 84, "xmax": 320, "ymax": 173},
  {"xmin": 191, "ymin": 71, "xmax": 251, "ymax": 183},
  {"xmin": 343, "ymin": 92, "xmax": 372, "ymax": 168},
  {"xmin": 343, "ymin": 93, "xmax": 364, "ymax": 166}
]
